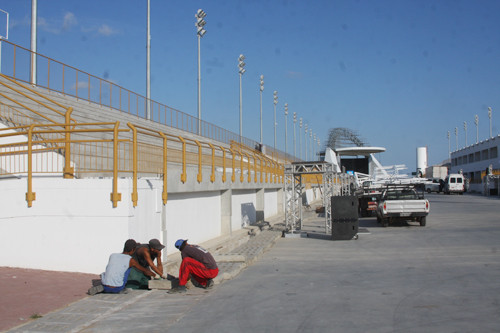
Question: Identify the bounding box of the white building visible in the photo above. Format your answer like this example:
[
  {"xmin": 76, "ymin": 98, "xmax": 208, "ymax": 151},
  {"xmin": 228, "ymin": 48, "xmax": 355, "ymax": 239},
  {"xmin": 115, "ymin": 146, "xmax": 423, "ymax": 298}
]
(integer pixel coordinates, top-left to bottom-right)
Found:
[{"xmin": 450, "ymin": 135, "xmax": 500, "ymax": 193}]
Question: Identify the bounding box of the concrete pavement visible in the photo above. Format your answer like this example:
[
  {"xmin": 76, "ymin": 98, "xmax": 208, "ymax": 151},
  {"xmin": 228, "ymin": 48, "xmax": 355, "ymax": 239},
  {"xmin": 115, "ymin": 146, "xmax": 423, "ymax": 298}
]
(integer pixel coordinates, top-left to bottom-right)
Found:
[{"xmin": 5, "ymin": 193, "xmax": 500, "ymax": 332}]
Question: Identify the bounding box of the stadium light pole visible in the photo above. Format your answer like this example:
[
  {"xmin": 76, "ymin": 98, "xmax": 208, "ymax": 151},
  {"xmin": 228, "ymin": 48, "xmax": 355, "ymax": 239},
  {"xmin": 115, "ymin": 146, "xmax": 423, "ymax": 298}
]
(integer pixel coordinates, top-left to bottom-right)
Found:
[
  {"xmin": 284, "ymin": 103, "xmax": 288, "ymax": 158},
  {"xmin": 464, "ymin": 121, "xmax": 468, "ymax": 147},
  {"xmin": 273, "ymin": 91, "xmax": 278, "ymax": 156},
  {"xmin": 238, "ymin": 54, "xmax": 246, "ymax": 141},
  {"xmin": 146, "ymin": 0, "xmax": 152, "ymax": 120},
  {"xmin": 317, "ymin": 138, "xmax": 321, "ymax": 161},
  {"xmin": 196, "ymin": 9, "xmax": 206, "ymax": 135},
  {"xmin": 293, "ymin": 112, "xmax": 297, "ymax": 159},
  {"xmin": 448, "ymin": 131, "xmax": 451, "ymax": 158},
  {"xmin": 304, "ymin": 124, "xmax": 308, "ymax": 160},
  {"xmin": 313, "ymin": 133, "xmax": 316, "ymax": 160},
  {"xmin": 299, "ymin": 118, "xmax": 303, "ymax": 160},
  {"xmin": 488, "ymin": 107, "xmax": 492, "ymax": 138},
  {"xmin": 30, "ymin": 0, "xmax": 37, "ymax": 85},
  {"xmin": 309, "ymin": 128, "xmax": 314, "ymax": 161},
  {"xmin": 455, "ymin": 127, "xmax": 458, "ymax": 151},
  {"xmin": 259, "ymin": 75, "xmax": 264, "ymax": 144},
  {"xmin": 474, "ymin": 115, "xmax": 479, "ymax": 144},
  {"xmin": 0, "ymin": 9, "xmax": 9, "ymax": 73}
]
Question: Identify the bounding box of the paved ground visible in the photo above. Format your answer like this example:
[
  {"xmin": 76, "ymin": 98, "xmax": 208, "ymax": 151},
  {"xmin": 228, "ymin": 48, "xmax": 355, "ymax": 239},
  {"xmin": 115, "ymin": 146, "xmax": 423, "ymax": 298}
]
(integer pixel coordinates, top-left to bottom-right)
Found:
[
  {"xmin": 0, "ymin": 268, "xmax": 97, "ymax": 332},
  {"xmin": 3, "ymin": 193, "xmax": 500, "ymax": 332}
]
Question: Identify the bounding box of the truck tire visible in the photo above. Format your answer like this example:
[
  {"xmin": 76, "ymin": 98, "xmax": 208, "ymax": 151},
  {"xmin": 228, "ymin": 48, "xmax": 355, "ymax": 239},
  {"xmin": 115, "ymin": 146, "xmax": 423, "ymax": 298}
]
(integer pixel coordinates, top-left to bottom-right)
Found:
[
  {"xmin": 420, "ymin": 216, "xmax": 426, "ymax": 226},
  {"xmin": 426, "ymin": 188, "xmax": 431, "ymax": 193},
  {"xmin": 382, "ymin": 218, "xmax": 388, "ymax": 227},
  {"xmin": 377, "ymin": 215, "xmax": 381, "ymax": 223}
]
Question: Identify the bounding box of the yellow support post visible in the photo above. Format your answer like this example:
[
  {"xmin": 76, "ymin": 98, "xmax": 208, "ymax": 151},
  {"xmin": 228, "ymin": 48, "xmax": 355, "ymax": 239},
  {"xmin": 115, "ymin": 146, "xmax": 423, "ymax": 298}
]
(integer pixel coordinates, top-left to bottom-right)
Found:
[
  {"xmin": 127, "ymin": 123, "xmax": 138, "ymax": 207},
  {"xmin": 258, "ymin": 155, "xmax": 263, "ymax": 183},
  {"xmin": 208, "ymin": 143, "xmax": 216, "ymax": 183},
  {"xmin": 253, "ymin": 154, "xmax": 258, "ymax": 183},
  {"xmin": 158, "ymin": 132, "xmax": 168, "ymax": 204},
  {"xmin": 194, "ymin": 140, "xmax": 202, "ymax": 183},
  {"xmin": 229, "ymin": 148, "xmax": 236, "ymax": 183},
  {"xmin": 178, "ymin": 136, "xmax": 187, "ymax": 183},
  {"xmin": 63, "ymin": 107, "xmax": 74, "ymax": 178},
  {"xmin": 243, "ymin": 152, "xmax": 251, "ymax": 183},
  {"xmin": 25, "ymin": 125, "xmax": 36, "ymax": 207},
  {"xmin": 218, "ymin": 145, "xmax": 226, "ymax": 183},
  {"xmin": 110, "ymin": 122, "xmax": 122, "ymax": 208},
  {"xmin": 239, "ymin": 151, "xmax": 244, "ymax": 183}
]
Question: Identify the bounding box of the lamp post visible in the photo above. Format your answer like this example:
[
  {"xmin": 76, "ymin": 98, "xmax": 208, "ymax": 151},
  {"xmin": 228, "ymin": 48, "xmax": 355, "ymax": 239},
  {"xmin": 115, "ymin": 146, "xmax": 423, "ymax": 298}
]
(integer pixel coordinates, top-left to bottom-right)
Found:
[
  {"xmin": 447, "ymin": 131, "xmax": 450, "ymax": 159},
  {"xmin": 259, "ymin": 75, "xmax": 264, "ymax": 144},
  {"xmin": 284, "ymin": 103, "xmax": 288, "ymax": 157},
  {"xmin": 196, "ymin": 9, "xmax": 206, "ymax": 135},
  {"xmin": 474, "ymin": 115, "xmax": 479, "ymax": 144},
  {"xmin": 317, "ymin": 138, "xmax": 321, "ymax": 161},
  {"xmin": 273, "ymin": 91, "xmax": 278, "ymax": 156},
  {"xmin": 299, "ymin": 118, "xmax": 303, "ymax": 160},
  {"xmin": 0, "ymin": 9, "xmax": 9, "ymax": 73},
  {"xmin": 238, "ymin": 54, "xmax": 245, "ymax": 141},
  {"xmin": 463, "ymin": 121, "xmax": 467, "ymax": 147},
  {"xmin": 310, "ymin": 129, "xmax": 313, "ymax": 160},
  {"xmin": 304, "ymin": 124, "xmax": 308, "ymax": 160},
  {"xmin": 455, "ymin": 127, "xmax": 458, "ymax": 151},
  {"xmin": 293, "ymin": 112, "xmax": 297, "ymax": 159},
  {"xmin": 488, "ymin": 107, "xmax": 492, "ymax": 138}
]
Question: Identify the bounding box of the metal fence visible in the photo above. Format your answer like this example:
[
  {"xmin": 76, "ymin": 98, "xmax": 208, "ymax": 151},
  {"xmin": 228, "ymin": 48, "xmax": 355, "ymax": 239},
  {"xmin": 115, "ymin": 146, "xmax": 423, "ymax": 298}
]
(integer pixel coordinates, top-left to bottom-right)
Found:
[{"xmin": 0, "ymin": 40, "xmax": 296, "ymax": 162}]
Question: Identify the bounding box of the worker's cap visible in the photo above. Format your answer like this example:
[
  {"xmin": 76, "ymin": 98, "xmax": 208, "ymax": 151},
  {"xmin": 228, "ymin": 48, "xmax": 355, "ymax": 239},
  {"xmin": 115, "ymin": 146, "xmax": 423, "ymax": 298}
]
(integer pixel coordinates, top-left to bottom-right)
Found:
[
  {"xmin": 149, "ymin": 238, "xmax": 165, "ymax": 250},
  {"xmin": 175, "ymin": 239, "xmax": 187, "ymax": 250}
]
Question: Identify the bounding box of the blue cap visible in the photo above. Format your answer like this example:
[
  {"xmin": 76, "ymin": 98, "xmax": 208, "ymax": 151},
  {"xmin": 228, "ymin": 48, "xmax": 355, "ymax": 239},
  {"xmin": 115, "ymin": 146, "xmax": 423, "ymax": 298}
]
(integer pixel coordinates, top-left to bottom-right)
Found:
[{"xmin": 175, "ymin": 239, "xmax": 187, "ymax": 249}]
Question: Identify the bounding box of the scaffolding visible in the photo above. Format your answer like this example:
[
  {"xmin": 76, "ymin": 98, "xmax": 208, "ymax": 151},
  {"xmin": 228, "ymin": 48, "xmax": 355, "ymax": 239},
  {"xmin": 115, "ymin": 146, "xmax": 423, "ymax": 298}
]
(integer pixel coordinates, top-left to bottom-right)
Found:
[{"xmin": 284, "ymin": 161, "xmax": 355, "ymax": 234}]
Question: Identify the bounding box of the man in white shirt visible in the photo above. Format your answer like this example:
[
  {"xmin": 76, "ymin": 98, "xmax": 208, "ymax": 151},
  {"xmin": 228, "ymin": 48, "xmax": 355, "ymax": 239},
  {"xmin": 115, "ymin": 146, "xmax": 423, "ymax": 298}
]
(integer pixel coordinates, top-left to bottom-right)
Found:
[{"xmin": 88, "ymin": 239, "xmax": 154, "ymax": 295}]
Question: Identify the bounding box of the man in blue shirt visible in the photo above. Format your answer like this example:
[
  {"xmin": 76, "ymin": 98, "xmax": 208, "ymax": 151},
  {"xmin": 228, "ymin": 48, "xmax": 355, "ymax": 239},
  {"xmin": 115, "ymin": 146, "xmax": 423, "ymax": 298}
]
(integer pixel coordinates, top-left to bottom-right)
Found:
[{"xmin": 88, "ymin": 239, "xmax": 154, "ymax": 295}]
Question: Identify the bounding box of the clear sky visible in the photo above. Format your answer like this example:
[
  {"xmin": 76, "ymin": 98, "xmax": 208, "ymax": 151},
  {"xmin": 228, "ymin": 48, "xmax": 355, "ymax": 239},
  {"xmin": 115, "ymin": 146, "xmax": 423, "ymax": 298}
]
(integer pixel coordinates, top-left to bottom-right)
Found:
[{"xmin": 1, "ymin": 0, "xmax": 499, "ymax": 172}]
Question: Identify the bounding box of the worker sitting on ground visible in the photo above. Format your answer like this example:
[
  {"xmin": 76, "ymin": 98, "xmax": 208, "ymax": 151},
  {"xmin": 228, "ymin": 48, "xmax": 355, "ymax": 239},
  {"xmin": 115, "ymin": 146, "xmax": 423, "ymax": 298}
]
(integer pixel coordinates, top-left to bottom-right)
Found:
[
  {"xmin": 88, "ymin": 239, "xmax": 155, "ymax": 295},
  {"xmin": 127, "ymin": 238, "xmax": 166, "ymax": 289},
  {"xmin": 168, "ymin": 239, "xmax": 219, "ymax": 294}
]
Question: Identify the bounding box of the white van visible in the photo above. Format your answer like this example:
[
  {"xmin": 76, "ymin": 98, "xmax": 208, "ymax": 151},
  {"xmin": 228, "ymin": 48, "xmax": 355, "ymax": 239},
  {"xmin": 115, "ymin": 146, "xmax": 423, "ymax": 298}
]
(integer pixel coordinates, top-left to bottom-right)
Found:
[{"xmin": 444, "ymin": 174, "xmax": 465, "ymax": 194}]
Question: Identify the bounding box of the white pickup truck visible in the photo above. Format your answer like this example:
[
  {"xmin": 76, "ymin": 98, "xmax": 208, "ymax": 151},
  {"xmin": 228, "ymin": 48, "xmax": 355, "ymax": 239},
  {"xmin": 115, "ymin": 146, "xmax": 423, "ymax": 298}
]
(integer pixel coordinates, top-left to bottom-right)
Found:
[{"xmin": 376, "ymin": 185, "xmax": 430, "ymax": 227}]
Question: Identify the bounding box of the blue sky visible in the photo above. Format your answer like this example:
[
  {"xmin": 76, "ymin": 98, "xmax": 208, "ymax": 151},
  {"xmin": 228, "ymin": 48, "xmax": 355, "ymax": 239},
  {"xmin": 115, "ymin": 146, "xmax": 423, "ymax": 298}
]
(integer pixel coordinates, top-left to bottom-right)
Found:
[{"xmin": 1, "ymin": 0, "xmax": 500, "ymax": 172}]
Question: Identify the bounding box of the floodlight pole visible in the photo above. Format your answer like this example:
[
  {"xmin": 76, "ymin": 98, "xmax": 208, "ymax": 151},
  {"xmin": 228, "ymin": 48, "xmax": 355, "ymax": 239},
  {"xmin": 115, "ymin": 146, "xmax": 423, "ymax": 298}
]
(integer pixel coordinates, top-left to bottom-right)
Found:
[
  {"xmin": 455, "ymin": 127, "xmax": 458, "ymax": 151},
  {"xmin": 284, "ymin": 103, "xmax": 288, "ymax": 158},
  {"xmin": 474, "ymin": 115, "xmax": 479, "ymax": 144},
  {"xmin": 238, "ymin": 54, "xmax": 246, "ymax": 142},
  {"xmin": 259, "ymin": 75, "xmax": 264, "ymax": 144},
  {"xmin": 30, "ymin": 0, "xmax": 37, "ymax": 85},
  {"xmin": 299, "ymin": 118, "xmax": 302, "ymax": 160},
  {"xmin": 488, "ymin": 107, "xmax": 492, "ymax": 138},
  {"xmin": 146, "ymin": 0, "xmax": 151, "ymax": 120},
  {"xmin": 196, "ymin": 9, "xmax": 207, "ymax": 135},
  {"xmin": 0, "ymin": 9, "xmax": 9, "ymax": 73},
  {"xmin": 273, "ymin": 91, "xmax": 278, "ymax": 156},
  {"xmin": 293, "ymin": 112, "xmax": 297, "ymax": 160},
  {"xmin": 447, "ymin": 131, "xmax": 450, "ymax": 159},
  {"xmin": 304, "ymin": 124, "xmax": 308, "ymax": 160}
]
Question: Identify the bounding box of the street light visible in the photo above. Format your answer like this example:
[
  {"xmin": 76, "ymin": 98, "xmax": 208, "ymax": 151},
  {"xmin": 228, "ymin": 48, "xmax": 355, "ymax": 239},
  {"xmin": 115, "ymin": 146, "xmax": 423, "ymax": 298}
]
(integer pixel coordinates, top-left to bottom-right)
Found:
[
  {"xmin": 273, "ymin": 91, "xmax": 278, "ymax": 156},
  {"xmin": 464, "ymin": 121, "xmax": 467, "ymax": 147},
  {"xmin": 196, "ymin": 9, "xmax": 207, "ymax": 135},
  {"xmin": 309, "ymin": 129, "xmax": 313, "ymax": 160},
  {"xmin": 447, "ymin": 131, "xmax": 450, "ymax": 159},
  {"xmin": 293, "ymin": 112, "xmax": 297, "ymax": 159},
  {"xmin": 317, "ymin": 138, "xmax": 321, "ymax": 161},
  {"xmin": 488, "ymin": 107, "xmax": 492, "ymax": 138},
  {"xmin": 474, "ymin": 114, "xmax": 479, "ymax": 144},
  {"xmin": 259, "ymin": 75, "xmax": 264, "ymax": 145},
  {"xmin": 238, "ymin": 54, "xmax": 246, "ymax": 141},
  {"xmin": 304, "ymin": 124, "xmax": 308, "ymax": 160},
  {"xmin": 299, "ymin": 118, "xmax": 303, "ymax": 160},
  {"xmin": 284, "ymin": 103, "xmax": 288, "ymax": 157},
  {"xmin": 455, "ymin": 127, "xmax": 458, "ymax": 151}
]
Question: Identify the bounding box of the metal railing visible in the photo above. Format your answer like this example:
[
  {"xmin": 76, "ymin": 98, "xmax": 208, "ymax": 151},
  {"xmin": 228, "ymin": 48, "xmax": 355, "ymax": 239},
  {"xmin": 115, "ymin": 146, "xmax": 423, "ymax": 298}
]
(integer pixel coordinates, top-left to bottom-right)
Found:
[{"xmin": 0, "ymin": 40, "xmax": 295, "ymax": 163}]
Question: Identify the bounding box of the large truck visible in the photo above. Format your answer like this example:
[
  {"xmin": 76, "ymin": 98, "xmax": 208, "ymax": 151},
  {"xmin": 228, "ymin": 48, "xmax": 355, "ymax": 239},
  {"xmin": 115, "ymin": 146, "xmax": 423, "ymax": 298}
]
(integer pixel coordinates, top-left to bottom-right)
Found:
[{"xmin": 425, "ymin": 166, "xmax": 448, "ymax": 180}]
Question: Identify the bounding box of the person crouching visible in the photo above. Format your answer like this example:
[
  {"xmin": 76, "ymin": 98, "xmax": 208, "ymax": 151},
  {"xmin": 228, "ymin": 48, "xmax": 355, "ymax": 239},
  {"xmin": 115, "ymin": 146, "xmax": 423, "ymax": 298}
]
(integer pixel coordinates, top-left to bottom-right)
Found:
[{"xmin": 168, "ymin": 239, "xmax": 218, "ymax": 293}]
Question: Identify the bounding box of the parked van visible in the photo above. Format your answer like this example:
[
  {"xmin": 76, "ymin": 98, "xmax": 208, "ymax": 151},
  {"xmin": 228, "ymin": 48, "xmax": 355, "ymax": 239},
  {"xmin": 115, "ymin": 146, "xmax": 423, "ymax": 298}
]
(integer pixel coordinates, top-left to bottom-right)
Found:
[{"xmin": 444, "ymin": 174, "xmax": 465, "ymax": 194}]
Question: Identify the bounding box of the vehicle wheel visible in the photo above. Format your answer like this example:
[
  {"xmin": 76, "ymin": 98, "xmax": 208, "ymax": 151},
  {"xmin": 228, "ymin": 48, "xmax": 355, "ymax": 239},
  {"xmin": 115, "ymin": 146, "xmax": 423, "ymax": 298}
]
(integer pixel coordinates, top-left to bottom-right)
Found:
[
  {"xmin": 426, "ymin": 189, "xmax": 431, "ymax": 193},
  {"xmin": 377, "ymin": 215, "xmax": 381, "ymax": 223},
  {"xmin": 420, "ymin": 216, "xmax": 426, "ymax": 226},
  {"xmin": 382, "ymin": 219, "xmax": 388, "ymax": 227}
]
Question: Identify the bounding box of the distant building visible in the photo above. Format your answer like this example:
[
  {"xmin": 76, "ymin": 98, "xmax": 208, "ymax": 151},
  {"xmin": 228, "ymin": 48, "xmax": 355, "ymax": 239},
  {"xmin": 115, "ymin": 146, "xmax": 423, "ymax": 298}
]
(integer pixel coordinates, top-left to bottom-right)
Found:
[{"xmin": 450, "ymin": 135, "xmax": 500, "ymax": 191}]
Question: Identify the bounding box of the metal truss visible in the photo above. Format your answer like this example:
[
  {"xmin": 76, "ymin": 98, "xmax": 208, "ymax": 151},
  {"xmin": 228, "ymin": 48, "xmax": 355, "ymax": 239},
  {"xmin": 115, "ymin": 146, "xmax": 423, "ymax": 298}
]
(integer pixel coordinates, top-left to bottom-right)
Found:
[{"xmin": 284, "ymin": 161, "xmax": 355, "ymax": 234}]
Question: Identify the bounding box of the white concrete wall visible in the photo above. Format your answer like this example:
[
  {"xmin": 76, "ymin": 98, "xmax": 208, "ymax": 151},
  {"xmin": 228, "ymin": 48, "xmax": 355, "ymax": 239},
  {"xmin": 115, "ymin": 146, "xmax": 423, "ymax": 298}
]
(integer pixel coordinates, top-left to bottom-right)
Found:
[
  {"xmin": 264, "ymin": 189, "xmax": 278, "ymax": 218},
  {"xmin": 231, "ymin": 190, "xmax": 257, "ymax": 230},
  {"xmin": 0, "ymin": 177, "xmax": 281, "ymax": 274},
  {"xmin": 163, "ymin": 191, "xmax": 221, "ymax": 255}
]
